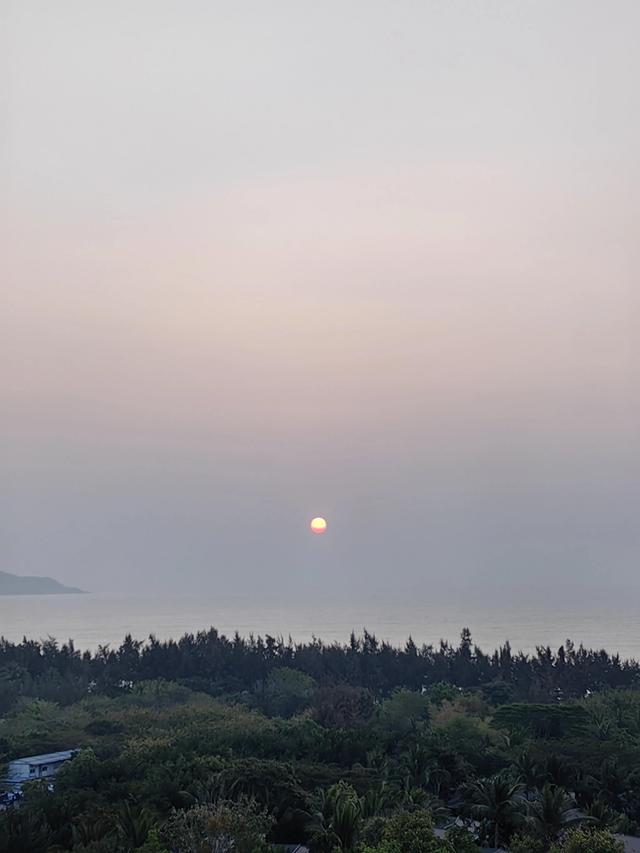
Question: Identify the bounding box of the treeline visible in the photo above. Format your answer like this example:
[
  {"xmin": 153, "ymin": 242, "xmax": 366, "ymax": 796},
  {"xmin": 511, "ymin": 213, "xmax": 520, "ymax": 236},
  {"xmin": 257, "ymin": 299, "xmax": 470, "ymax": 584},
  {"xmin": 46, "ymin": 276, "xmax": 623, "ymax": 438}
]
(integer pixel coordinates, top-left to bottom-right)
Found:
[
  {"xmin": 1, "ymin": 627, "xmax": 639, "ymax": 713},
  {"xmin": 1, "ymin": 671, "xmax": 638, "ymax": 851},
  {"xmin": 2, "ymin": 627, "xmax": 640, "ymax": 851}
]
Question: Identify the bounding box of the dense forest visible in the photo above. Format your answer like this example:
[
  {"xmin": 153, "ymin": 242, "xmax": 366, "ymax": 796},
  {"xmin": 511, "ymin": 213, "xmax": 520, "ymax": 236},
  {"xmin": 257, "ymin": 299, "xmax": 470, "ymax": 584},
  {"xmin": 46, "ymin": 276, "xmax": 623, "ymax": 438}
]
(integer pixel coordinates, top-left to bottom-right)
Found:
[{"xmin": 1, "ymin": 627, "xmax": 640, "ymax": 852}]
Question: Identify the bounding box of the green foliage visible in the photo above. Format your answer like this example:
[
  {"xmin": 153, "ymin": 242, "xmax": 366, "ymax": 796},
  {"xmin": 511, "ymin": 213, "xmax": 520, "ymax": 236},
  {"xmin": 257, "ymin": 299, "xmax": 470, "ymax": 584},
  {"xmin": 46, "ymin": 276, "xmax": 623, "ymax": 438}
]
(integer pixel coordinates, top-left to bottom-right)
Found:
[
  {"xmin": 443, "ymin": 825, "xmax": 481, "ymax": 852},
  {"xmin": 134, "ymin": 828, "xmax": 169, "ymax": 853},
  {"xmin": 584, "ymin": 796, "xmax": 630, "ymax": 832},
  {"xmin": 215, "ymin": 757, "xmax": 309, "ymax": 817},
  {"xmin": 114, "ymin": 801, "xmax": 155, "ymax": 849},
  {"xmin": 85, "ymin": 718, "xmax": 125, "ymax": 735},
  {"xmin": 2, "ymin": 628, "xmax": 640, "ymax": 852},
  {"xmin": 0, "ymin": 664, "xmax": 24, "ymax": 715},
  {"xmin": 465, "ymin": 772, "xmax": 526, "ymax": 848},
  {"xmin": 307, "ymin": 781, "xmax": 363, "ymax": 852},
  {"xmin": 549, "ymin": 826, "xmax": 624, "ymax": 853},
  {"xmin": 482, "ymin": 681, "xmax": 515, "ymax": 707},
  {"xmin": 57, "ymin": 748, "xmax": 101, "ymax": 789},
  {"xmin": 436, "ymin": 715, "xmax": 490, "ymax": 765},
  {"xmin": 0, "ymin": 807, "xmax": 51, "ymax": 853},
  {"xmin": 379, "ymin": 689, "xmax": 430, "ymax": 737},
  {"xmin": 262, "ymin": 666, "xmax": 316, "ymax": 718},
  {"xmin": 525, "ymin": 784, "xmax": 583, "ymax": 843},
  {"xmin": 359, "ymin": 815, "xmax": 389, "ymax": 847},
  {"xmin": 492, "ymin": 704, "xmax": 589, "ymax": 739},
  {"xmin": 162, "ymin": 797, "xmax": 273, "ymax": 853},
  {"xmin": 128, "ymin": 679, "xmax": 195, "ymax": 708},
  {"xmin": 508, "ymin": 834, "xmax": 546, "ymax": 853},
  {"xmin": 425, "ymin": 683, "xmax": 462, "ymax": 707},
  {"xmin": 312, "ymin": 684, "xmax": 375, "ymax": 728},
  {"xmin": 360, "ymin": 811, "xmax": 448, "ymax": 853},
  {"xmin": 585, "ymin": 690, "xmax": 640, "ymax": 739}
]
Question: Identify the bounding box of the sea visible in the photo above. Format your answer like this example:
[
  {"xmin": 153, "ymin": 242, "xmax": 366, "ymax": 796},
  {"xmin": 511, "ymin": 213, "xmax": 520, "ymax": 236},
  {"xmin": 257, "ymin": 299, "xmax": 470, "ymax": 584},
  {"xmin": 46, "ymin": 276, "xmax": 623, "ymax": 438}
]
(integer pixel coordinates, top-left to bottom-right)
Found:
[{"xmin": 1, "ymin": 591, "xmax": 639, "ymax": 659}]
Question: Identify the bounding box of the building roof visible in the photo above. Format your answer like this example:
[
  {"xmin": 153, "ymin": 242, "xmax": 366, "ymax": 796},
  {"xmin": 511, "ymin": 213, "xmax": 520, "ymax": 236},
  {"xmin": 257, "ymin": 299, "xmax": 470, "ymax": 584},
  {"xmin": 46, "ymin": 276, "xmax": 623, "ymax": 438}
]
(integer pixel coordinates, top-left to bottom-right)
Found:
[
  {"xmin": 619, "ymin": 835, "xmax": 640, "ymax": 853},
  {"xmin": 271, "ymin": 846, "xmax": 310, "ymax": 853},
  {"xmin": 10, "ymin": 750, "xmax": 76, "ymax": 766}
]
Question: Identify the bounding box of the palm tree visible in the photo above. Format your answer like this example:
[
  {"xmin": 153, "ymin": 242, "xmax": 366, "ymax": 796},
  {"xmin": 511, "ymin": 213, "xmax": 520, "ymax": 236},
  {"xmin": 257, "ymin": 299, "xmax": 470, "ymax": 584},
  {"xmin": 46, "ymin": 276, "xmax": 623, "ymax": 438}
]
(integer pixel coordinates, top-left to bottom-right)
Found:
[
  {"xmin": 585, "ymin": 797, "xmax": 618, "ymax": 830},
  {"xmin": 305, "ymin": 783, "xmax": 362, "ymax": 853},
  {"xmin": 332, "ymin": 796, "xmax": 362, "ymax": 852},
  {"xmin": 466, "ymin": 773, "xmax": 526, "ymax": 849},
  {"xmin": 189, "ymin": 776, "xmax": 224, "ymax": 805},
  {"xmin": 598, "ymin": 758, "xmax": 628, "ymax": 807},
  {"xmin": 71, "ymin": 813, "xmax": 113, "ymax": 848},
  {"xmin": 590, "ymin": 711, "xmax": 614, "ymax": 740},
  {"xmin": 514, "ymin": 749, "xmax": 542, "ymax": 797},
  {"xmin": 360, "ymin": 782, "xmax": 391, "ymax": 819},
  {"xmin": 403, "ymin": 743, "xmax": 431, "ymax": 788},
  {"xmin": 0, "ymin": 809, "xmax": 50, "ymax": 853},
  {"xmin": 544, "ymin": 755, "xmax": 575, "ymax": 789},
  {"xmin": 115, "ymin": 801, "xmax": 154, "ymax": 851},
  {"xmin": 424, "ymin": 765, "xmax": 452, "ymax": 798},
  {"xmin": 526, "ymin": 784, "xmax": 585, "ymax": 844}
]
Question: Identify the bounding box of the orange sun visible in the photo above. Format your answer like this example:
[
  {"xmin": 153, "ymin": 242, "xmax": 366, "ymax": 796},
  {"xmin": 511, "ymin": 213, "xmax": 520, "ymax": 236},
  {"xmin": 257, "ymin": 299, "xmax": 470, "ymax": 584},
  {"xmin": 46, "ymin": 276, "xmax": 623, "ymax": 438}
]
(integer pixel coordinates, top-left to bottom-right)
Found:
[{"xmin": 310, "ymin": 517, "xmax": 328, "ymax": 535}]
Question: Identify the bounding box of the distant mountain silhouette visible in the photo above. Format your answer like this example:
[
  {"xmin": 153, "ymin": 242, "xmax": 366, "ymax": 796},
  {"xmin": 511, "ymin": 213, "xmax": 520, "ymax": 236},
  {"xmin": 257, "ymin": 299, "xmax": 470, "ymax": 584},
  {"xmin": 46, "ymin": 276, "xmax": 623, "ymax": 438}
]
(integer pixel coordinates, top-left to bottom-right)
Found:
[{"xmin": 0, "ymin": 571, "xmax": 85, "ymax": 595}]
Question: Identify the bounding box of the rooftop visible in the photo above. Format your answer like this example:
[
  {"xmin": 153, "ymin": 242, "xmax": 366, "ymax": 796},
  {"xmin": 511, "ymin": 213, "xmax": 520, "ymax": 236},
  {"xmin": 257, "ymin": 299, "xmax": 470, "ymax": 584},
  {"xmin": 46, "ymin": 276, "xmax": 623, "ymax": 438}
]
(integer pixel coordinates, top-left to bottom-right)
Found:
[{"xmin": 10, "ymin": 750, "xmax": 77, "ymax": 766}]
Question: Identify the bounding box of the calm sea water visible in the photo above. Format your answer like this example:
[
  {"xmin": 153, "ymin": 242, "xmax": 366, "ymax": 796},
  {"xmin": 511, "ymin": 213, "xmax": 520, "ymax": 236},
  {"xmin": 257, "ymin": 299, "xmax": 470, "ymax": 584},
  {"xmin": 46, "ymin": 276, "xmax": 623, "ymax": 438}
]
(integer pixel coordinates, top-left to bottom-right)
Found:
[{"xmin": 1, "ymin": 593, "xmax": 639, "ymax": 659}]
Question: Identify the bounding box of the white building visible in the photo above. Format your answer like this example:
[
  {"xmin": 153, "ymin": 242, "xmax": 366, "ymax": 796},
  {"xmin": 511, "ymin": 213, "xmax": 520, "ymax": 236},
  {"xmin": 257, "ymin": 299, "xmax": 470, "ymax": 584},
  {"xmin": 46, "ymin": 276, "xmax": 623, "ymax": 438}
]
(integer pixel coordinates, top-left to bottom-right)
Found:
[{"xmin": 2, "ymin": 750, "xmax": 77, "ymax": 790}]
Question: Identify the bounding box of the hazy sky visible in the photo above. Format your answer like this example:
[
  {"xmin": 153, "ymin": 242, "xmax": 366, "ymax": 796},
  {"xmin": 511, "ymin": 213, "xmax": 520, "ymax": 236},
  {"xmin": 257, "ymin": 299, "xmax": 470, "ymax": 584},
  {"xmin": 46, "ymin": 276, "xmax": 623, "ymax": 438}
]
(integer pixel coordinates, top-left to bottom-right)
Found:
[{"xmin": 2, "ymin": 1, "xmax": 639, "ymax": 601}]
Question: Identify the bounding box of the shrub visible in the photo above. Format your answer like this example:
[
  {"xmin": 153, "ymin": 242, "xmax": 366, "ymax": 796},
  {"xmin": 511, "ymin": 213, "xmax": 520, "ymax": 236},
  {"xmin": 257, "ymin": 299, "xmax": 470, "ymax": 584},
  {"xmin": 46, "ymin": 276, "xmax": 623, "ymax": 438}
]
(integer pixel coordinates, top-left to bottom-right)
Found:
[{"xmin": 549, "ymin": 827, "xmax": 624, "ymax": 853}]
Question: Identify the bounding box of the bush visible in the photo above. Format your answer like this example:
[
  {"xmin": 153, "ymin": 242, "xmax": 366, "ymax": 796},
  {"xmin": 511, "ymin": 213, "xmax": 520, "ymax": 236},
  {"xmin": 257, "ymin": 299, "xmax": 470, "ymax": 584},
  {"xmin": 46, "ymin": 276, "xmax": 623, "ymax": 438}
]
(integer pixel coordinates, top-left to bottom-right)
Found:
[
  {"xmin": 425, "ymin": 683, "xmax": 461, "ymax": 707},
  {"xmin": 262, "ymin": 667, "xmax": 316, "ymax": 718},
  {"xmin": 549, "ymin": 827, "xmax": 624, "ymax": 853},
  {"xmin": 361, "ymin": 811, "xmax": 449, "ymax": 853},
  {"xmin": 135, "ymin": 827, "xmax": 170, "ymax": 852},
  {"xmin": 85, "ymin": 719, "xmax": 124, "ymax": 735},
  {"xmin": 508, "ymin": 834, "xmax": 546, "ymax": 853},
  {"xmin": 379, "ymin": 690, "xmax": 430, "ymax": 737},
  {"xmin": 444, "ymin": 825, "xmax": 481, "ymax": 852},
  {"xmin": 162, "ymin": 798, "xmax": 273, "ymax": 853}
]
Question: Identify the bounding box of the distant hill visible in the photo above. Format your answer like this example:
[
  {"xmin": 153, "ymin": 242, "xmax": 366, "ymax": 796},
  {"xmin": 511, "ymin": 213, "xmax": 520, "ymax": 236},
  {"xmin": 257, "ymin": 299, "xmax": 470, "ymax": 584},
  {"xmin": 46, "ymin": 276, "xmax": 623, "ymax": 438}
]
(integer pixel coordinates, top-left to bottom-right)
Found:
[{"xmin": 0, "ymin": 571, "xmax": 85, "ymax": 596}]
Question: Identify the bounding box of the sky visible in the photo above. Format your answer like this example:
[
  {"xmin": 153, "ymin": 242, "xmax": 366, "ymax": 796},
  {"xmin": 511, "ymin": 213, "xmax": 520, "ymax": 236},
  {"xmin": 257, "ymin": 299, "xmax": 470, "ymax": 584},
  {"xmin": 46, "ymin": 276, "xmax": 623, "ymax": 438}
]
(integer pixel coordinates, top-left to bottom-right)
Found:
[{"xmin": 2, "ymin": 1, "xmax": 639, "ymax": 602}]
